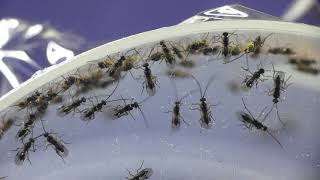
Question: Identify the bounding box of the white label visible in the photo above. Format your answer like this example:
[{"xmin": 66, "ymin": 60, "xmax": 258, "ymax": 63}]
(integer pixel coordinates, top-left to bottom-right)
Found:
[{"xmin": 203, "ymin": 5, "xmax": 248, "ymax": 18}]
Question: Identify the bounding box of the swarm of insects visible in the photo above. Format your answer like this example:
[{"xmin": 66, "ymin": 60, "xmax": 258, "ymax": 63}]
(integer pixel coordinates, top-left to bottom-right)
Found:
[{"xmin": 126, "ymin": 161, "xmax": 153, "ymax": 180}]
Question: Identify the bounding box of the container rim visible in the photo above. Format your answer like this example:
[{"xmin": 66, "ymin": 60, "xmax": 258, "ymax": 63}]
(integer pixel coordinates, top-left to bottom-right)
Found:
[{"xmin": 0, "ymin": 20, "xmax": 319, "ymax": 112}]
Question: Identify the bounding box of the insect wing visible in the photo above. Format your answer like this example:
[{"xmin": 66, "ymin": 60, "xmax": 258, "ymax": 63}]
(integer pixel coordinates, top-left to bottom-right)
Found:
[
  {"xmin": 237, "ymin": 111, "xmax": 253, "ymax": 129},
  {"xmin": 57, "ymin": 105, "xmax": 71, "ymax": 117},
  {"xmin": 146, "ymin": 85, "xmax": 156, "ymax": 96},
  {"xmin": 15, "ymin": 128, "xmax": 30, "ymax": 140},
  {"xmin": 171, "ymin": 113, "xmax": 181, "ymax": 129},
  {"xmin": 80, "ymin": 109, "xmax": 94, "ymax": 121},
  {"xmin": 275, "ymin": 71, "xmax": 285, "ymax": 83},
  {"xmin": 200, "ymin": 111, "xmax": 211, "ymax": 129},
  {"xmin": 14, "ymin": 150, "xmax": 25, "ymax": 165},
  {"xmin": 136, "ymin": 168, "xmax": 153, "ymax": 179},
  {"xmin": 55, "ymin": 143, "xmax": 69, "ymax": 158}
]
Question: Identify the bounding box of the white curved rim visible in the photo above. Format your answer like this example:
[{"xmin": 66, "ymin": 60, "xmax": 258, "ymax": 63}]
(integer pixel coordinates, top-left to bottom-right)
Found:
[{"xmin": 0, "ymin": 20, "xmax": 319, "ymax": 112}]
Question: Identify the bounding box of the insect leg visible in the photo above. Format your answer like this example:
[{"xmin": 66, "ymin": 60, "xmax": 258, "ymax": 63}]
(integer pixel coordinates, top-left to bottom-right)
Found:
[
  {"xmin": 137, "ymin": 160, "xmax": 144, "ymax": 173},
  {"xmin": 275, "ymin": 103, "xmax": 285, "ymax": 125},
  {"xmin": 180, "ymin": 115, "xmax": 189, "ymax": 126},
  {"xmin": 257, "ymin": 106, "xmax": 269, "ymax": 121},
  {"xmin": 266, "ymin": 130, "xmax": 283, "ymax": 149},
  {"xmin": 126, "ymin": 169, "xmax": 134, "ymax": 177},
  {"xmin": 26, "ymin": 151, "xmax": 32, "ymax": 165},
  {"xmin": 138, "ymin": 107, "xmax": 149, "ymax": 128}
]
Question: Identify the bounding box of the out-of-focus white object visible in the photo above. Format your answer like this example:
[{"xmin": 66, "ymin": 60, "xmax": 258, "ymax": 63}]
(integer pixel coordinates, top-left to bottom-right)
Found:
[{"xmin": 282, "ymin": 0, "xmax": 319, "ymax": 21}]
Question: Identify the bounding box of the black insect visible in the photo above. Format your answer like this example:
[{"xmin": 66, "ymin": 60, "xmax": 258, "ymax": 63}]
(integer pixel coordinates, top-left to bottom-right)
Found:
[
  {"xmin": 241, "ymin": 65, "xmax": 267, "ymax": 89},
  {"xmin": 60, "ymin": 75, "xmax": 77, "ymax": 91},
  {"xmin": 213, "ymin": 31, "xmax": 245, "ymax": 64},
  {"xmin": 265, "ymin": 68, "xmax": 292, "ymax": 125},
  {"xmin": 108, "ymin": 55, "xmax": 126, "ymax": 78},
  {"xmin": 15, "ymin": 111, "xmax": 43, "ymax": 140},
  {"xmin": 57, "ymin": 97, "xmax": 86, "ymax": 117},
  {"xmin": 96, "ymin": 56, "xmax": 116, "ymax": 69},
  {"xmin": 126, "ymin": 161, "xmax": 153, "ymax": 180},
  {"xmin": 112, "ymin": 96, "xmax": 149, "ymax": 127},
  {"xmin": 141, "ymin": 63, "xmax": 158, "ymax": 96},
  {"xmin": 0, "ymin": 176, "xmax": 7, "ymax": 180},
  {"xmin": 221, "ymin": 32, "xmax": 232, "ymax": 58},
  {"xmin": 81, "ymin": 98, "xmax": 107, "ymax": 121},
  {"xmin": 185, "ymin": 33, "xmax": 211, "ymax": 55},
  {"xmin": 42, "ymin": 131, "xmax": 69, "ymax": 161},
  {"xmin": 159, "ymin": 40, "xmax": 175, "ymax": 65},
  {"xmin": 170, "ymin": 42, "xmax": 184, "ymax": 60},
  {"xmin": 15, "ymin": 127, "xmax": 32, "ymax": 141},
  {"xmin": 148, "ymin": 51, "xmax": 163, "ymax": 62},
  {"xmin": 40, "ymin": 120, "xmax": 69, "ymax": 161},
  {"xmin": 44, "ymin": 86, "xmax": 63, "ymax": 103},
  {"xmin": 190, "ymin": 75, "xmax": 217, "ymax": 129},
  {"xmin": 238, "ymin": 98, "xmax": 283, "ymax": 148},
  {"xmin": 202, "ymin": 45, "xmax": 219, "ymax": 56},
  {"xmin": 13, "ymin": 91, "xmax": 41, "ymax": 110},
  {"xmin": 165, "ymin": 81, "xmax": 191, "ymax": 130},
  {"xmin": 35, "ymin": 100, "xmax": 49, "ymax": 115},
  {"xmin": 81, "ymin": 81, "xmax": 119, "ymax": 121},
  {"xmin": 14, "ymin": 135, "xmax": 41, "ymax": 165}
]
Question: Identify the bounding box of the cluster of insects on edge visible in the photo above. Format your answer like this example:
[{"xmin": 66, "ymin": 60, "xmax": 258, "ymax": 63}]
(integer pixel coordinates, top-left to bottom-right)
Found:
[{"xmin": 1, "ymin": 30, "xmax": 317, "ymax": 173}]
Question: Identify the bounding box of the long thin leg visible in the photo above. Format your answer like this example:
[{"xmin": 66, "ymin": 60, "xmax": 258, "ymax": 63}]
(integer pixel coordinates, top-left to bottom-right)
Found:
[
  {"xmin": 266, "ymin": 130, "xmax": 283, "ymax": 149},
  {"xmin": 137, "ymin": 160, "xmax": 144, "ymax": 173},
  {"xmin": 180, "ymin": 115, "xmax": 189, "ymax": 126},
  {"xmin": 275, "ymin": 103, "xmax": 285, "ymax": 125}
]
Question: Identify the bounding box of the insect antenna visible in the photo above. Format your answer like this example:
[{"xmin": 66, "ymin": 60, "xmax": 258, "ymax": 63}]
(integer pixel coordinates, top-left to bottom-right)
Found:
[
  {"xmin": 241, "ymin": 98, "xmax": 256, "ymax": 120},
  {"xmin": 265, "ymin": 130, "xmax": 283, "ymax": 149},
  {"xmin": 223, "ymin": 50, "xmax": 248, "ymax": 64},
  {"xmin": 104, "ymin": 79, "xmax": 120, "ymax": 102},
  {"xmin": 274, "ymin": 103, "xmax": 284, "ymax": 125},
  {"xmin": 137, "ymin": 106, "xmax": 148, "ymax": 128},
  {"xmin": 137, "ymin": 96, "xmax": 151, "ymax": 127},
  {"xmin": 203, "ymin": 75, "xmax": 215, "ymax": 97},
  {"xmin": 190, "ymin": 75, "xmax": 203, "ymax": 97}
]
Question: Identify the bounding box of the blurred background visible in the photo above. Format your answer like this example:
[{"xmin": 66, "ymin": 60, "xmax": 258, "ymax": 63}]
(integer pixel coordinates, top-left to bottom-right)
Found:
[{"xmin": 0, "ymin": 0, "xmax": 319, "ymax": 96}]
